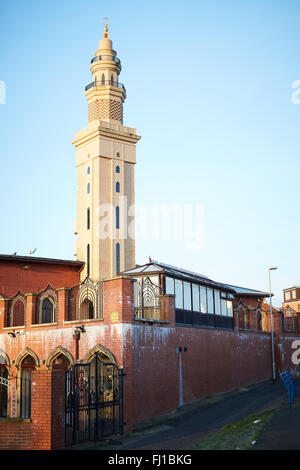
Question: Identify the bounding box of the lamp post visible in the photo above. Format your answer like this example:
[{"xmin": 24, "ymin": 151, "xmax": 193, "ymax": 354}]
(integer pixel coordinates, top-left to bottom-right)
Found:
[{"xmin": 268, "ymin": 267, "xmax": 277, "ymax": 382}]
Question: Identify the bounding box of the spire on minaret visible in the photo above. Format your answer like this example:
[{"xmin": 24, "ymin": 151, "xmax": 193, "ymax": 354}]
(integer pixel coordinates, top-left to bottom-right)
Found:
[
  {"xmin": 85, "ymin": 18, "xmax": 125, "ymax": 123},
  {"xmin": 102, "ymin": 17, "xmax": 110, "ymax": 39}
]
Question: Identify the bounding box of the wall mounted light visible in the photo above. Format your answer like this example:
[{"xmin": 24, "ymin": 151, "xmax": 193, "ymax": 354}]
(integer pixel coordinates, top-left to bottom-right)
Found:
[
  {"xmin": 74, "ymin": 325, "xmax": 86, "ymax": 335},
  {"xmin": 7, "ymin": 331, "xmax": 20, "ymax": 338}
]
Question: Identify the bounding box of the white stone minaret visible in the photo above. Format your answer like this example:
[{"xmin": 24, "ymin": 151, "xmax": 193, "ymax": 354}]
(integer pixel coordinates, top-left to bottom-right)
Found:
[{"xmin": 72, "ymin": 21, "xmax": 141, "ymax": 281}]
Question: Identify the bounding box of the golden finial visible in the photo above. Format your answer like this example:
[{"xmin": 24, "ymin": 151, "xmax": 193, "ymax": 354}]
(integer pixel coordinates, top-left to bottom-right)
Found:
[{"xmin": 102, "ymin": 17, "xmax": 110, "ymax": 36}]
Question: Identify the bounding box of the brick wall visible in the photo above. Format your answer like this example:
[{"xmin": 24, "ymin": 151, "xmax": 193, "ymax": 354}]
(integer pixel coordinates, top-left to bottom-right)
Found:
[
  {"xmin": 0, "ymin": 369, "xmax": 66, "ymax": 450},
  {"xmin": 0, "ymin": 419, "xmax": 32, "ymax": 450},
  {"xmin": 130, "ymin": 323, "xmax": 274, "ymax": 427}
]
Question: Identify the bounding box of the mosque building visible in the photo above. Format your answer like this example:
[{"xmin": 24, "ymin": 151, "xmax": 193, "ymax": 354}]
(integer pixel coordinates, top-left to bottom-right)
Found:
[{"xmin": 0, "ymin": 24, "xmax": 297, "ymax": 450}]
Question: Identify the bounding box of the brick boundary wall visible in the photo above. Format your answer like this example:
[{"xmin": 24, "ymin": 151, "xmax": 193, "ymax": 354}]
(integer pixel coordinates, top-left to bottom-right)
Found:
[
  {"xmin": 0, "ymin": 419, "xmax": 32, "ymax": 450},
  {"xmin": 0, "ymin": 369, "xmax": 65, "ymax": 450}
]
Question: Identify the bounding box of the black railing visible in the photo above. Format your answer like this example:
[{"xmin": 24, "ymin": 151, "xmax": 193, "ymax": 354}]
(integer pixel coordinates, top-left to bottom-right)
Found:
[
  {"xmin": 175, "ymin": 309, "xmax": 234, "ymax": 330},
  {"xmin": 85, "ymin": 80, "xmax": 126, "ymax": 92},
  {"xmin": 65, "ymin": 353, "xmax": 124, "ymax": 446},
  {"xmin": 91, "ymin": 55, "xmax": 121, "ymax": 65}
]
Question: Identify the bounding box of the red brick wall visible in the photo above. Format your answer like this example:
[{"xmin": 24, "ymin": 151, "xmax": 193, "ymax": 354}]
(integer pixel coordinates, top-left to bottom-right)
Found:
[
  {"xmin": 0, "ymin": 419, "xmax": 32, "ymax": 450},
  {"xmin": 130, "ymin": 324, "xmax": 273, "ymax": 426},
  {"xmin": 0, "ymin": 369, "xmax": 65, "ymax": 450},
  {"xmin": 0, "ymin": 259, "xmax": 81, "ymax": 298}
]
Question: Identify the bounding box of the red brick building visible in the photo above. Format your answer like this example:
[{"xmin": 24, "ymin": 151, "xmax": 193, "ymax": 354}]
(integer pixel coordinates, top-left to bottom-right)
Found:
[{"xmin": 0, "ymin": 256, "xmax": 299, "ymax": 450}]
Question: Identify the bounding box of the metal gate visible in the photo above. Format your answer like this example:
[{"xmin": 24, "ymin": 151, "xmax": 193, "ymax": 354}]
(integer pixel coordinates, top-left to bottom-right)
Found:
[{"xmin": 65, "ymin": 353, "xmax": 124, "ymax": 447}]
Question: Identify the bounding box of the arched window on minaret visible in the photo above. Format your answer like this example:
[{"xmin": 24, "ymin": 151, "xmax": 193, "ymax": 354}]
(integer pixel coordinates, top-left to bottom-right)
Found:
[
  {"xmin": 110, "ymin": 74, "xmax": 114, "ymax": 85},
  {"xmin": 101, "ymin": 73, "xmax": 105, "ymax": 85},
  {"xmin": 116, "ymin": 182, "xmax": 120, "ymax": 193},
  {"xmin": 87, "ymin": 208, "xmax": 90, "ymax": 230},
  {"xmin": 116, "ymin": 165, "xmax": 120, "ymax": 174},
  {"xmin": 87, "ymin": 167, "xmax": 90, "ymax": 174},
  {"xmin": 116, "ymin": 243, "xmax": 120, "ymax": 274},
  {"xmin": 87, "ymin": 183, "xmax": 90, "ymax": 194},
  {"xmin": 87, "ymin": 244, "xmax": 90, "ymax": 277},
  {"xmin": 116, "ymin": 206, "xmax": 120, "ymax": 229}
]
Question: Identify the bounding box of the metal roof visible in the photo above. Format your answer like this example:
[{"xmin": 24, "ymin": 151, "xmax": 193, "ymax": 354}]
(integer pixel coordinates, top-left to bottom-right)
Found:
[
  {"xmin": 121, "ymin": 261, "xmax": 269, "ymax": 297},
  {"xmin": 0, "ymin": 254, "xmax": 84, "ymax": 267},
  {"xmin": 121, "ymin": 262, "xmax": 235, "ymax": 293},
  {"xmin": 220, "ymin": 283, "xmax": 270, "ymax": 298}
]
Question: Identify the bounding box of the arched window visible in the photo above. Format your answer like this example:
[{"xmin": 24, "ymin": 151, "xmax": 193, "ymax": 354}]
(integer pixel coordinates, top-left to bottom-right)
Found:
[
  {"xmin": 116, "ymin": 206, "xmax": 120, "ymax": 229},
  {"xmin": 116, "ymin": 243, "xmax": 120, "ymax": 275},
  {"xmin": 87, "ymin": 183, "xmax": 90, "ymax": 194},
  {"xmin": 87, "ymin": 244, "xmax": 90, "ymax": 277},
  {"xmin": 20, "ymin": 355, "xmax": 35, "ymax": 419},
  {"xmin": 110, "ymin": 74, "xmax": 114, "ymax": 85},
  {"xmin": 9, "ymin": 296, "xmax": 25, "ymax": 327},
  {"xmin": 87, "ymin": 167, "xmax": 90, "ymax": 175},
  {"xmin": 12, "ymin": 299, "xmax": 25, "ymax": 327},
  {"xmin": 87, "ymin": 208, "xmax": 90, "ymax": 230},
  {"xmin": 80, "ymin": 298, "xmax": 94, "ymax": 320},
  {"xmin": 51, "ymin": 353, "xmax": 71, "ymax": 371},
  {"xmin": 0, "ymin": 365, "xmax": 8, "ymax": 418},
  {"xmin": 101, "ymin": 73, "xmax": 105, "ymax": 84},
  {"xmin": 116, "ymin": 165, "xmax": 120, "ymax": 174},
  {"xmin": 41, "ymin": 298, "xmax": 54, "ymax": 324},
  {"xmin": 116, "ymin": 182, "xmax": 120, "ymax": 193}
]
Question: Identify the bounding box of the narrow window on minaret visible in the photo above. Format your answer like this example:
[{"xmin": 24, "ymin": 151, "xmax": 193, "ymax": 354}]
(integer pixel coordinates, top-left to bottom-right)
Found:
[
  {"xmin": 116, "ymin": 182, "xmax": 120, "ymax": 193},
  {"xmin": 87, "ymin": 183, "xmax": 90, "ymax": 194},
  {"xmin": 116, "ymin": 207, "xmax": 120, "ymax": 229},
  {"xmin": 101, "ymin": 74, "xmax": 105, "ymax": 85},
  {"xmin": 110, "ymin": 74, "xmax": 114, "ymax": 85},
  {"xmin": 87, "ymin": 244, "xmax": 90, "ymax": 278},
  {"xmin": 87, "ymin": 208, "xmax": 90, "ymax": 230},
  {"xmin": 116, "ymin": 243, "xmax": 120, "ymax": 274},
  {"xmin": 116, "ymin": 166, "xmax": 120, "ymax": 174},
  {"xmin": 87, "ymin": 167, "xmax": 90, "ymax": 175}
]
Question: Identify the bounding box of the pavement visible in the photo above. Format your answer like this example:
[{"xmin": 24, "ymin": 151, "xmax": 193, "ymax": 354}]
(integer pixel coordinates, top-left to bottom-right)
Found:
[
  {"xmin": 72, "ymin": 379, "xmax": 291, "ymax": 451},
  {"xmin": 253, "ymin": 380, "xmax": 300, "ymax": 450}
]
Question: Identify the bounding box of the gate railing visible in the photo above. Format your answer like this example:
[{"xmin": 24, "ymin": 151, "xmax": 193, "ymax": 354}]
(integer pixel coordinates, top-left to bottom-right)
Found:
[{"xmin": 65, "ymin": 353, "xmax": 123, "ymax": 447}]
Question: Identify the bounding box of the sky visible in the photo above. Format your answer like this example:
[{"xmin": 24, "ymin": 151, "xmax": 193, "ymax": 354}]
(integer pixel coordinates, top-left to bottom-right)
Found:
[{"xmin": 0, "ymin": 0, "xmax": 300, "ymax": 306}]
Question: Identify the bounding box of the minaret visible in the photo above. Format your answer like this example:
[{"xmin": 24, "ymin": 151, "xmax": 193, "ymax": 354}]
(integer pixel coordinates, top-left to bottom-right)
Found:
[{"xmin": 72, "ymin": 21, "xmax": 141, "ymax": 282}]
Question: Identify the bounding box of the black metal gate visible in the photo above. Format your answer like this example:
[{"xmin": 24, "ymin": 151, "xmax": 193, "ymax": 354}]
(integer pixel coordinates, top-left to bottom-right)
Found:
[{"xmin": 65, "ymin": 353, "xmax": 124, "ymax": 447}]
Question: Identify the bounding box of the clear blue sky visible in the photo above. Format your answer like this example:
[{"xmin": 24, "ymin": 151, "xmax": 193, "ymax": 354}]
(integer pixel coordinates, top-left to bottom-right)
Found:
[{"xmin": 1, "ymin": 0, "xmax": 299, "ymax": 306}]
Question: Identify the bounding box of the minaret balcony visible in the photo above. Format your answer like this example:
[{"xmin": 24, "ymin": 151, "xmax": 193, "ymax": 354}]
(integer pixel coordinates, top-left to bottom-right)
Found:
[
  {"xmin": 91, "ymin": 55, "xmax": 121, "ymax": 65},
  {"xmin": 85, "ymin": 80, "xmax": 126, "ymax": 98}
]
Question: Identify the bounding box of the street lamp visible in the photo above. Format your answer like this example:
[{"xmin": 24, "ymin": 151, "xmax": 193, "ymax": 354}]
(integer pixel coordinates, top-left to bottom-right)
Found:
[{"xmin": 268, "ymin": 267, "xmax": 278, "ymax": 382}]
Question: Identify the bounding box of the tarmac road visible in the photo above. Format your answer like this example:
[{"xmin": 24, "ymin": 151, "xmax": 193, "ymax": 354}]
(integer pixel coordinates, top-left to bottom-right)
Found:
[{"xmin": 101, "ymin": 379, "xmax": 287, "ymax": 450}]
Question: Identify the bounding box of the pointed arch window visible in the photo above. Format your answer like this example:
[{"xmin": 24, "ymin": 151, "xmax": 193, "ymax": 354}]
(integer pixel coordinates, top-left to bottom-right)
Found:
[
  {"xmin": 87, "ymin": 183, "xmax": 90, "ymax": 194},
  {"xmin": 110, "ymin": 74, "xmax": 114, "ymax": 85},
  {"xmin": 20, "ymin": 355, "xmax": 35, "ymax": 419},
  {"xmin": 101, "ymin": 73, "xmax": 105, "ymax": 85},
  {"xmin": 116, "ymin": 165, "xmax": 120, "ymax": 174},
  {"xmin": 116, "ymin": 206, "xmax": 120, "ymax": 229},
  {"xmin": 0, "ymin": 365, "xmax": 8, "ymax": 417},
  {"xmin": 87, "ymin": 208, "xmax": 90, "ymax": 230},
  {"xmin": 116, "ymin": 243, "xmax": 120, "ymax": 274},
  {"xmin": 87, "ymin": 167, "xmax": 90, "ymax": 175},
  {"xmin": 87, "ymin": 244, "xmax": 90, "ymax": 277},
  {"xmin": 116, "ymin": 182, "xmax": 120, "ymax": 193},
  {"xmin": 41, "ymin": 298, "xmax": 54, "ymax": 324}
]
